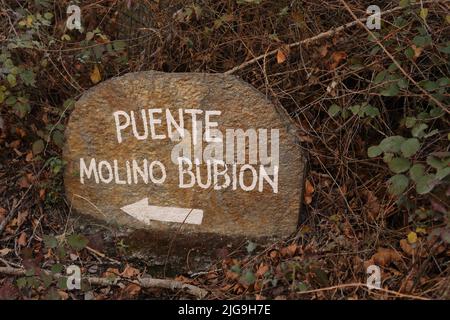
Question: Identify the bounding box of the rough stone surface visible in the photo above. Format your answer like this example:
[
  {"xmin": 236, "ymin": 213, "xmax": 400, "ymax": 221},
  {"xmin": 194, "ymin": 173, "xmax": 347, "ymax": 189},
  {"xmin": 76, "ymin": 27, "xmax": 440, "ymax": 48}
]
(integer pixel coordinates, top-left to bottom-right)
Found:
[{"xmin": 63, "ymin": 71, "xmax": 304, "ymax": 240}]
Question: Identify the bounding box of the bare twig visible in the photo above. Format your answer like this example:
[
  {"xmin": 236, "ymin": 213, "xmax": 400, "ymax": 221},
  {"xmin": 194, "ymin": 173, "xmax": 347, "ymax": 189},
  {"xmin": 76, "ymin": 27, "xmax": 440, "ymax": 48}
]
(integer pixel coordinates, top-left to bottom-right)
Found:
[
  {"xmin": 0, "ymin": 266, "xmax": 208, "ymax": 299},
  {"xmin": 224, "ymin": 0, "xmax": 449, "ymax": 77}
]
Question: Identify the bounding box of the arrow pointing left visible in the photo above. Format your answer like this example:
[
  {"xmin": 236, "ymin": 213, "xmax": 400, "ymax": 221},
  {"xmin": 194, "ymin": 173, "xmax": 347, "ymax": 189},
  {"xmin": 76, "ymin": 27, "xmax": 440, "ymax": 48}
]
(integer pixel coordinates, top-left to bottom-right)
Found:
[{"xmin": 121, "ymin": 198, "xmax": 203, "ymax": 225}]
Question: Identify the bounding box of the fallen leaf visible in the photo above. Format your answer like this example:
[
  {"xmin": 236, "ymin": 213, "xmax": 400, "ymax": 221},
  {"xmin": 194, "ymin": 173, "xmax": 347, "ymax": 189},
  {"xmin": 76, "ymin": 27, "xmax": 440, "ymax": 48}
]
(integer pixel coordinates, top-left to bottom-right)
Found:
[
  {"xmin": 407, "ymin": 232, "xmax": 418, "ymax": 244},
  {"xmin": 363, "ymin": 190, "xmax": 381, "ymax": 221},
  {"xmin": 400, "ymin": 239, "xmax": 415, "ymax": 256},
  {"xmin": 0, "ymin": 281, "xmax": 19, "ymax": 300},
  {"xmin": 0, "ymin": 248, "xmax": 11, "ymax": 256},
  {"xmin": 17, "ymin": 232, "xmax": 27, "ymax": 246},
  {"xmin": 17, "ymin": 210, "xmax": 28, "ymax": 227},
  {"xmin": 121, "ymin": 283, "xmax": 141, "ymax": 299},
  {"xmin": 90, "ymin": 65, "xmax": 102, "ymax": 84},
  {"xmin": 121, "ymin": 265, "xmax": 140, "ymax": 278},
  {"xmin": 0, "ymin": 207, "xmax": 6, "ymax": 221},
  {"xmin": 256, "ymin": 264, "xmax": 269, "ymax": 277},
  {"xmin": 411, "ymin": 44, "xmax": 423, "ymax": 60},
  {"xmin": 367, "ymin": 247, "xmax": 402, "ymax": 267},
  {"xmin": 304, "ymin": 179, "xmax": 315, "ymax": 204},
  {"xmin": 330, "ymin": 51, "xmax": 347, "ymax": 70},
  {"xmin": 276, "ymin": 49, "xmax": 287, "ymax": 64},
  {"xmin": 318, "ymin": 44, "xmax": 329, "ymax": 57},
  {"xmin": 104, "ymin": 268, "xmax": 120, "ymax": 278}
]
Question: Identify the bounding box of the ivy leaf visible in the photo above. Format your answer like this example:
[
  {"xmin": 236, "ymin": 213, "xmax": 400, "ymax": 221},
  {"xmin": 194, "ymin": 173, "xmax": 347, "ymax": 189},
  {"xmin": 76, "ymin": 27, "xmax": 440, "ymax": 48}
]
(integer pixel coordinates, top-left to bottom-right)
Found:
[
  {"xmin": 368, "ymin": 146, "xmax": 383, "ymax": 158},
  {"xmin": 400, "ymin": 138, "xmax": 420, "ymax": 158},
  {"xmin": 67, "ymin": 234, "xmax": 89, "ymax": 251},
  {"xmin": 388, "ymin": 157, "xmax": 411, "ymax": 173},
  {"xmin": 388, "ymin": 174, "xmax": 409, "ymax": 196}
]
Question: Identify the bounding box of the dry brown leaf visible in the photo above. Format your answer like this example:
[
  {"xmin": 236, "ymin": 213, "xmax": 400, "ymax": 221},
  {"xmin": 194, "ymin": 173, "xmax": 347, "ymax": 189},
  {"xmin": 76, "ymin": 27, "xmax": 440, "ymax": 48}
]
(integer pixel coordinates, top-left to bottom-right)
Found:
[
  {"xmin": 330, "ymin": 51, "xmax": 347, "ymax": 70},
  {"xmin": 256, "ymin": 264, "xmax": 269, "ymax": 277},
  {"xmin": 318, "ymin": 44, "xmax": 329, "ymax": 57},
  {"xmin": 17, "ymin": 210, "xmax": 28, "ymax": 227},
  {"xmin": 276, "ymin": 49, "xmax": 287, "ymax": 64},
  {"xmin": 363, "ymin": 190, "xmax": 381, "ymax": 221},
  {"xmin": 90, "ymin": 65, "xmax": 102, "ymax": 84},
  {"xmin": 0, "ymin": 207, "xmax": 6, "ymax": 221},
  {"xmin": 17, "ymin": 232, "xmax": 27, "ymax": 246},
  {"xmin": 411, "ymin": 44, "xmax": 423, "ymax": 59},
  {"xmin": 121, "ymin": 264, "xmax": 140, "ymax": 278},
  {"xmin": 104, "ymin": 268, "xmax": 120, "ymax": 278},
  {"xmin": 304, "ymin": 179, "xmax": 315, "ymax": 204},
  {"xmin": 0, "ymin": 248, "xmax": 11, "ymax": 256},
  {"xmin": 367, "ymin": 247, "xmax": 402, "ymax": 267},
  {"xmin": 18, "ymin": 176, "xmax": 30, "ymax": 189},
  {"xmin": 122, "ymin": 283, "xmax": 141, "ymax": 298}
]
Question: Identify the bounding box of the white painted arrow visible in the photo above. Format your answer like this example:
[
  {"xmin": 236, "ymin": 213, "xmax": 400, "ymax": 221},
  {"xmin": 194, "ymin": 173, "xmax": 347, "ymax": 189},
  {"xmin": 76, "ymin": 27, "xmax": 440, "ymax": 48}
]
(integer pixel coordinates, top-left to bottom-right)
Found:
[{"xmin": 121, "ymin": 198, "xmax": 203, "ymax": 225}]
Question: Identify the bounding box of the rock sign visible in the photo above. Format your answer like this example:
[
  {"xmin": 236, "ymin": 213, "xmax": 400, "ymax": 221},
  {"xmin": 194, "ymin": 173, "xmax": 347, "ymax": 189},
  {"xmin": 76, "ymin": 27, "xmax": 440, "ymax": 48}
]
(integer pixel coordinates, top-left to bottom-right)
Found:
[{"xmin": 63, "ymin": 72, "xmax": 304, "ymax": 239}]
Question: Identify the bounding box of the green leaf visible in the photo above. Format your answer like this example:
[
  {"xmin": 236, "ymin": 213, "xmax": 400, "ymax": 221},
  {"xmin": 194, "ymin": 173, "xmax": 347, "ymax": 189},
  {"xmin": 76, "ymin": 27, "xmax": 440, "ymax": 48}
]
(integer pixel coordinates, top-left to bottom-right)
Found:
[
  {"xmin": 51, "ymin": 264, "xmax": 64, "ymax": 274},
  {"xmin": 7, "ymin": 74, "xmax": 16, "ymax": 87},
  {"xmin": 32, "ymin": 139, "xmax": 45, "ymax": 155},
  {"xmin": 113, "ymin": 40, "xmax": 127, "ymax": 52},
  {"xmin": 426, "ymin": 155, "xmax": 445, "ymax": 169},
  {"xmin": 363, "ymin": 105, "xmax": 380, "ymax": 118},
  {"xmin": 436, "ymin": 167, "xmax": 450, "ymax": 180},
  {"xmin": 437, "ymin": 77, "xmax": 450, "ymax": 87},
  {"xmin": 409, "ymin": 164, "xmax": 425, "ymax": 182},
  {"xmin": 349, "ymin": 104, "xmax": 362, "ymax": 116},
  {"xmin": 368, "ymin": 146, "xmax": 383, "ymax": 158},
  {"xmin": 419, "ymin": 8, "xmax": 428, "ymax": 21},
  {"xmin": 379, "ymin": 136, "xmax": 405, "ymax": 153},
  {"xmin": 399, "ymin": 0, "xmax": 410, "ymax": 8},
  {"xmin": 388, "ymin": 174, "xmax": 409, "ymax": 196},
  {"xmin": 240, "ymin": 270, "xmax": 256, "ymax": 285},
  {"xmin": 20, "ymin": 70, "xmax": 36, "ymax": 87},
  {"xmin": 415, "ymin": 174, "xmax": 436, "ymax": 194},
  {"xmin": 420, "ymin": 80, "xmax": 438, "ymax": 91},
  {"xmin": 374, "ymin": 70, "xmax": 387, "ymax": 84},
  {"xmin": 17, "ymin": 277, "xmax": 28, "ymax": 289},
  {"xmin": 383, "ymin": 152, "xmax": 394, "ymax": 163},
  {"xmin": 388, "ymin": 157, "xmax": 411, "ymax": 173},
  {"xmin": 43, "ymin": 235, "xmax": 58, "ymax": 249},
  {"xmin": 413, "ymin": 35, "xmax": 432, "ymax": 47},
  {"xmin": 380, "ymin": 83, "xmax": 400, "ymax": 96},
  {"xmin": 411, "ymin": 123, "xmax": 428, "ymax": 138},
  {"xmin": 405, "ymin": 117, "xmax": 416, "ymax": 128},
  {"xmin": 400, "ymin": 138, "xmax": 420, "ymax": 158},
  {"xmin": 328, "ymin": 104, "xmax": 341, "ymax": 117},
  {"xmin": 52, "ymin": 130, "xmax": 65, "ymax": 148},
  {"xmin": 404, "ymin": 47, "xmax": 414, "ymax": 59},
  {"xmin": 5, "ymin": 96, "xmax": 16, "ymax": 106},
  {"xmin": 67, "ymin": 234, "xmax": 89, "ymax": 251}
]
